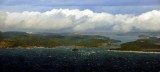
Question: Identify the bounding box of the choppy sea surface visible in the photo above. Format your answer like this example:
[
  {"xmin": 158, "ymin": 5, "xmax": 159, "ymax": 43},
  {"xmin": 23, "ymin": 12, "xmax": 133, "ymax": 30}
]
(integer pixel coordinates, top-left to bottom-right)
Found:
[
  {"xmin": 0, "ymin": 35, "xmax": 160, "ymax": 72},
  {"xmin": 0, "ymin": 48, "xmax": 160, "ymax": 72}
]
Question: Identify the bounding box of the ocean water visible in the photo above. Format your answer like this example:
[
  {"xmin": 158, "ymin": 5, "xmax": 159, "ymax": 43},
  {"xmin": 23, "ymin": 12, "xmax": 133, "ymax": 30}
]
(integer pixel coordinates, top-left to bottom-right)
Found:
[
  {"xmin": 0, "ymin": 48, "xmax": 160, "ymax": 72},
  {"xmin": 101, "ymin": 34, "xmax": 140, "ymax": 43}
]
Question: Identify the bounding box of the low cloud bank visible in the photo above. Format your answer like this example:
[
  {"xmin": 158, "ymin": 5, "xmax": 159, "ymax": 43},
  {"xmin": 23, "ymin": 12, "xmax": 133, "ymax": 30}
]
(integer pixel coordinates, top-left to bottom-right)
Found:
[{"xmin": 0, "ymin": 9, "xmax": 160, "ymax": 32}]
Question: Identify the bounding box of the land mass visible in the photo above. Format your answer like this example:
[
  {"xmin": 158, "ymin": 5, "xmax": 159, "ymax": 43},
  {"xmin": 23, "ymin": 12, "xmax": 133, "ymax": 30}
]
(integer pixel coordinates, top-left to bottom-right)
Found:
[
  {"xmin": 111, "ymin": 37, "xmax": 160, "ymax": 52},
  {"xmin": 0, "ymin": 31, "xmax": 120, "ymax": 48}
]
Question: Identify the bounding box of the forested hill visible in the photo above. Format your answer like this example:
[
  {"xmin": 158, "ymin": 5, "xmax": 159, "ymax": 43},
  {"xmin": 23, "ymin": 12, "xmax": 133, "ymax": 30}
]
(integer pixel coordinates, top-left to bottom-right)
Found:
[
  {"xmin": 111, "ymin": 37, "xmax": 160, "ymax": 52},
  {"xmin": 0, "ymin": 31, "xmax": 120, "ymax": 48}
]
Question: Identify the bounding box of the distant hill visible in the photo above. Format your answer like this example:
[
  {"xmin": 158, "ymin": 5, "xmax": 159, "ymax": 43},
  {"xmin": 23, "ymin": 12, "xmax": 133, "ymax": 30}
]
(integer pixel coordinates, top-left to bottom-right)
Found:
[
  {"xmin": 0, "ymin": 31, "xmax": 120, "ymax": 48},
  {"xmin": 0, "ymin": 31, "xmax": 29, "ymax": 39},
  {"xmin": 111, "ymin": 37, "xmax": 160, "ymax": 52}
]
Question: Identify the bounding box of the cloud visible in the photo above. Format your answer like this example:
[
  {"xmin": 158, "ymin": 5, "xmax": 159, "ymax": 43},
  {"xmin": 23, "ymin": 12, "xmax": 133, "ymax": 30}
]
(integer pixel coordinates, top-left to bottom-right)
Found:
[{"xmin": 0, "ymin": 9, "xmax": 160, "ymax": 32}]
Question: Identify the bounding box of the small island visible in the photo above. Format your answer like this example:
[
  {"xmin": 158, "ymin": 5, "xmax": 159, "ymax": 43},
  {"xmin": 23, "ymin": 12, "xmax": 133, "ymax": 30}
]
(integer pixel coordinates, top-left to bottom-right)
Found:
[
  {"xmin": 111, "ymin": 37, "xmax": 160, "ymax": 52},
  {"xmin": 0, "ymin": 31, "xmax": 120, "ymax": 48}
]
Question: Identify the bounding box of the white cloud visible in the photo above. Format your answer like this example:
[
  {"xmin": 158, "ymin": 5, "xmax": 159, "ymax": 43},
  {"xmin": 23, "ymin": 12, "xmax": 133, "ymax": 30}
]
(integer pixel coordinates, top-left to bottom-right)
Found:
[{"xmin": 0, "ymin": 9, "xmax": 160, "ymax": 32}]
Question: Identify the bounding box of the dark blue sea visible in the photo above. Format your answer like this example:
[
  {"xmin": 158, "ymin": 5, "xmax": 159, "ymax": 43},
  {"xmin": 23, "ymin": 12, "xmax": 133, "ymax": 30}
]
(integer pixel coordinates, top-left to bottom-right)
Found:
[{"xmin": 0, "ymin": 48, "xmax": 160, "ymax": 72}]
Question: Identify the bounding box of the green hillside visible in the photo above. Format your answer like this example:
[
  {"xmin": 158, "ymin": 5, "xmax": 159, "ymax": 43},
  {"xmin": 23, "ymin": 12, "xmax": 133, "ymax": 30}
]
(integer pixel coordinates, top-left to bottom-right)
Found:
[
  {"xmin": 111, "ymin": 37, "xmax": 160, "ymax": 52},
  {"xmin": 0, "ymin": 31, "xmax": 120, "ymax": 48}
]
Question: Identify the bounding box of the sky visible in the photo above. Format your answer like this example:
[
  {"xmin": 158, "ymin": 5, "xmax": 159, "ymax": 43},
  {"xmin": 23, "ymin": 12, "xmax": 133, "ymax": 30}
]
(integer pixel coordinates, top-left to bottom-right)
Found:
[{"xmin": 0, "ymin": 0, "xmax": 160, "ymax": 32}]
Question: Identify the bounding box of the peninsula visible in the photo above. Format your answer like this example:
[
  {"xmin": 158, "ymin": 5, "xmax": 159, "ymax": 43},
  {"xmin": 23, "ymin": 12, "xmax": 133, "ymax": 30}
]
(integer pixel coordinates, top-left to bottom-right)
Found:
[
  {"xmin": 0, "ymin": 31, "xmax": 120, "ymax": 48},
  {"xmin": 111, "ymin": 37, "xmax": 160, "ymax": 52}
]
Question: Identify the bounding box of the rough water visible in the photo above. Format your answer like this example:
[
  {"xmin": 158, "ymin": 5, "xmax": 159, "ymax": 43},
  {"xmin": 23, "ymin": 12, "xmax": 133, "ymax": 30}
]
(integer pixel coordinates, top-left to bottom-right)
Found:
[{"xmin": 0, "ymin": 48, "xmax": 160, "ymax": 72}]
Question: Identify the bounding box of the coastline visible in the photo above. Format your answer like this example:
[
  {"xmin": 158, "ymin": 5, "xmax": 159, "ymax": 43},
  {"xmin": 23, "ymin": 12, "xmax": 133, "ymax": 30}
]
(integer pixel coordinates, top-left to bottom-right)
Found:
[{"xmin": 108, "ymin": 50, "xmax": 160, "ymax": 54}]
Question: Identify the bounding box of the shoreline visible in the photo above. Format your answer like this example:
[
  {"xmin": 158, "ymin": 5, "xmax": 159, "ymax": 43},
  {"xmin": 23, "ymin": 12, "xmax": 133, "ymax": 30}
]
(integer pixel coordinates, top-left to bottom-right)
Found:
[
  {"xmin": 0, "ymin": 45, "xmax": 113, "ymax": 49},
  {"xmin": 108, "ymin": 50, "xmax": 160, "ymax": 54}
]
